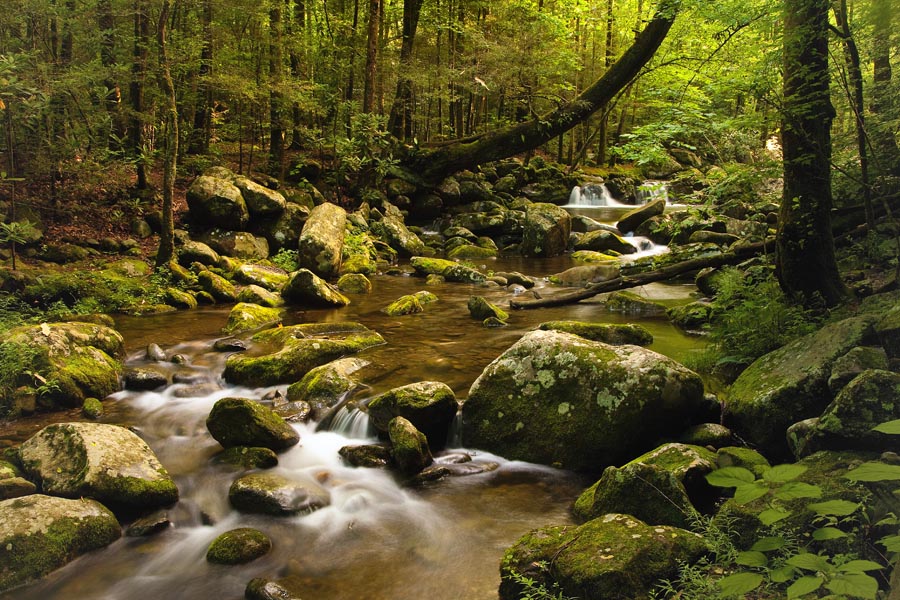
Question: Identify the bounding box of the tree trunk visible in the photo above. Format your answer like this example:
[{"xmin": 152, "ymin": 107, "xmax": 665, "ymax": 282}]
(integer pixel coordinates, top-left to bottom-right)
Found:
[
  {"xmin": 596, "ymin": 0, "xmax": 616, "ymax": 165},
  {"xmin": 131, "ymin": 0, "xmax": 149, "ymax": 190},
  {"xmin": 387, "ymin": 0, "xmax": 425, "ymax": 139},
  {"xmin": 776, "ymin": 0, "xmax": 847, "ymax": 307},
  {"xmin": 289, "ymin": 0, "xmax": 306, "ymax": 150},
  {"xmin": 269, "ymin": 1, "xmax": 285, "ymax": 176},
  {"xmin": 405, "ymin": 0, "xmax": 679, "ymax": 183},
  {"xmin": 155, "ymin": 0, "xmax": 177, "ymax": 268},
  {"xmin": 871, "ymin": 0, "xmax": 899, "ymax": 173},
  {"xmin": 362, "ymin": 0, "xmax": 381, "ymax": 113},
  {"xmin": 187, "ymin": 0, "xmax": 213, "ymax": 155},
  {"xmin": 98, "ymin": 0, "xmax": 124, "ymax": 150}
]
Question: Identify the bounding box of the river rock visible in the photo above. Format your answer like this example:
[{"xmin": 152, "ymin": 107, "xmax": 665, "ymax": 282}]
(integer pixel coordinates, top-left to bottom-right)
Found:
[
  {"xmin": 389, "ymin": 417, "xmax": 433, "ymax": 475},
  {"xmin": 297, "ymin": 202, "xmax": 346, "ymax": 278},
  {"xmin": 461, "ymin": 330, "xmax": 705, "ymax": 471},
  {"xmin": 370, "ymin": 201, "xmax": 426, "ymax": 257},
  {"xmin": 789, "ymin": 369, "xmax": 900, "ymax": 458},
  {"xmin": 367, "ymin": 381, "xmax": 458, "ymax": 448},
  {"xmin": 228, "ymin": 472, "xmax": 329, "ymax": 516},
  {"xmin": 206, "ymin": 527, "xmax": 272, "ymax": 564},
  {"xmin": 234, "ymin": 176, "xmax": 287, "ymax": 217},
  {"xmin": 0, "ymin": 494, "xmax": 121, "ymax": 592},
  {"xmin": 626, "ymin": 443, "xmax": 718, "ymax": 508},
  {"xmin": 679, "ymin": 423, "xmax": 734, "ymax": 448},
  {"xmin": 223, "ymin": 323, "xmax": 384, "ymax": 386},
  {"xmin": 605, "ymin": 291, "xmax": 667, "ymax": 316},
  {"xmin": 236, "ymin": 285, "xmax": 284, "ymax": 308},
  {"xmin": 410, "ymin": 256, "xmax": 486, "ymax": 283},
  {"xmin": 499, "ymin": 513, "xmax": 707, "ymax": 600},
  {"xmin": 617, "ymin": 198, "xmax": 666, "ymax": 234},
  {"xmin": 197, "ymin": 270, "xmax": 237, "ymax": 302},
  {"xmin": 537, "ymin": 321, "xmax": 653, "ymax": 346},
  {"xmin": 827, "ymin": 346, "xmax": 889, "ymax": 395},
  {"xmin": 253, "ymin": 202, "xmax": 310, "ymax": 252},
  {"xmin": 222, "ymin": 303, "xmax": 283, "ymax": 335},
  {"xmin": 521, "ymin": 202, "xmax": 571, "ymax": 258},
  {"xmin": 235, "ymin": 263, "xmax": 290, "ymax": 291},
  {"xmin": 384, "ymin": 294, "xmax": 424, "ymax": 316},
  {"xmin": 186, "ymin": 175, "xmax": 249, "ymax": 230},
  {"xmin": 339, "ymin": 444, "xmax": 393, "ymax": 468},
  {"xmin": 467, "ymin": 296, "xmax": 508, "ymax": 322},
  {"xmin": 337, "ymin": 273, "xmax": 372, "ymax": 294},
  {"xmin": 0, "ymin": 321, "xmax": 124, "ymax": 411},
  {"xmin": 573, "ymin": 230, "xmax": 637, "ymax": 255},
  {"xmin": 202, "ymin": 230, "xmax": 270, "ymax": 260},
  {"xmin": 206, "ymin": 397, "xmax": 300, "ymax": 451},
  {"xmin": 286, "ymin": 357, "xmax": 369, "ymax": 418},
  {"xmin": 549, "ymin": 263, "xmax": 620, "ymax": 287},
  {"xmin": 447, "ymin": 244, "xmax": 497, "ymax": 260},
  {"xmin": 18, "ymin": 422, "xmax": 178, "ymax": 509},
  {"xmin": 177, "ymin": 240, "xmax": 221, "ymax": 267},
  {"xmin": 123, "ymin": 367, "xmax": 168, "ymax": 391},
  {"xmin": 725, "ymin": 315, "xmax": 877, "ymax": 458},
  {"xmin": 282, "ymin": 268, "xmax": 350, "ymax": 307},
  {"xmin": 164, "ymin": 287, "xmax": 198, "ymax": 309},
  {"xmin": 245, "ymin": 578, "xmax": 303, "ymax": 600}
]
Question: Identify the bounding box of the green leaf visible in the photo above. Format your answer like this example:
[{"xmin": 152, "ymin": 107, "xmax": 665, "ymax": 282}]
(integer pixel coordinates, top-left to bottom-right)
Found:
[
  {"xmin": 717, "ymin": 572, "xmax": 764, "ymax": 597},
  {"xmin": 786, "ymin": 553, "xmax": 831, "ymax": 572},
  {"xmin": 750, "ymin": 536, "xmax": 786, "ymax": 552},
  {"xmin": 733, "ymin": 482, "xmax": 769, "ymax": 504},
  {"xmin": 879, "ymin": 534, "xmax": 900, "ymax": 552},
  {"xmin": 807, "ymin": 499, "xmax": 859, "ymax": 516},
  {"xmin": 825, "ymin": 572, "xmax": 879, "ymax": 599},
  {"xmin": 706, "ymin": 467, "xmax": 757, "ymax": 488},
  {"xmin": 872, "ymin": 419, "xmax": 900, "ymax": 434},
  {"xmin": 763, "ymin": 464, "xmax": 808, "ymax": 483},
  {"xmin": 845, "ymin": 462, "xmax": 900, "ymax": 482},
  {"xmin": 735, "ymin": 550, "xmax": 768, "ymax": 567},
  {"xmin": 769, "ymin": 565, "xmax": 796, "ymax": 583},
  {"xmin": 812, "ymin": 527, "xmax": 847, "ymax": 541},
  {"xmin": 837, "ymin": 560, "xmax": 884, "ymax": 573},
  {"xmin": 787, "ymin": 575, "xmax": 824, "ymax": 598},
  {"xmin": 773, "ymin": 481, "xmax": 822, "ymax": 500},
  {"xmin": 759, "ymin": 507, "xmax": 791, "ymax": 526}
]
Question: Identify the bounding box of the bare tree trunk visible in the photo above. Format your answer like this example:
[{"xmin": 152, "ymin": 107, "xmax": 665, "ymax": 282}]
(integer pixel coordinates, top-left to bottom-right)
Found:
[
  {"xmin": 289, "ymin": 0, "xmax": 306, "ymax": 150},
  {"xmin": 362, "ymin": 0, "xmax": 381, "ymax": 113},
  {"xmin": 98, "ymin": 0, "xmax": 124, "ymax": 150},
  {"xmin": 131, "ymin": 0, "xmax": 149, "ymax": 190},
  {"xmin": 387, "ymin": 0, "xmax": 425, "ymax": 139},
  {"xmin": 156, "ymin": 0, "xmax": 177, "ymax": 267},
  {"xmin": 187, "ymin": 0, "xmax": 213, "ymax": 155},
  {"xmin": 269, "ymin": 0, "xmax": 285, "ymax": 176}
]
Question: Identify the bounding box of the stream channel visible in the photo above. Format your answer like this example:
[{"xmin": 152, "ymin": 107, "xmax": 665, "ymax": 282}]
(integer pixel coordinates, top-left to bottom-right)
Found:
[{"xmin": 1, "ymin": 202, "xmax": 708, "ymax": 600}]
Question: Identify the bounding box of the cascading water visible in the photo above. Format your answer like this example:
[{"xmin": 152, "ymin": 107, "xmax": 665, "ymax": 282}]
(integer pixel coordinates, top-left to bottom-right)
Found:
[{"xmin": 566, "ymin": 182, "xmax": 628, "ymax": 207}]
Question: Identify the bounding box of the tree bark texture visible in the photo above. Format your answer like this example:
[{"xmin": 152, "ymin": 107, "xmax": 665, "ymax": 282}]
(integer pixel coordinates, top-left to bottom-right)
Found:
[
  {"xmin": 155, "ymin": 0, "xmax": 177, "ymax": 267},
  {"xmin": 269, "ymin": 1, "xmax": 285, "ymax": 176},
  {"xmin": 362, "ymin": 0, "xmax": 381, "ymax": 113},
  {"xmin": 387, "ymin": 0, "xmax": 424, "ymax": 139},
  {"xmin": 187, "ymin": 0, "xmax": 213, "ymax": 155},
  {"xmin": 131, "ymin": 0, "xmax": 149, "ymax": 190}
]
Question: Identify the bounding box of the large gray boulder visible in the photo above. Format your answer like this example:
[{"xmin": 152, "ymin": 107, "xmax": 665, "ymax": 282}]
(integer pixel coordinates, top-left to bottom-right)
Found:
[
  {"xmin": 297, "ymin": 203, "xmax": 347, "ymax": 278},
  {"xmin": 617, "ymin": 197, "xmax": 666, "ymax": 234},
  {"xmin": 573, "ymin": 230, "xmax": 637, "ymax": 255},
  {"xmin": 186, "ymin": 175, "xmax": 249, "ymax": 230},
  {"xmin": 18, "ymin": 423, "xmax": 178, "ymax": 509},
  {"xmin": 252, "ymin": 202, "xmax": 310, "ymax": 252},
  {"xmin": 229, "ymin": 472, "xmax": 329, "ymax": 516},
  {"xmin": 206, "ymin": 397, "xmax": 300, "ymax": 451},
  {"xmin": 367, "ymin": 381, "xmax": 458, "ymax": 448},
  {"xmin": 461, "ymin": 330, "xmax": 705, "ymax": 471},
  {"xmin": 202, "ymin": 230, "xmax": 269, "ymax": 260},
  {"xmin": 0, "ymin": 494, "xmax": 121, "ymax": 592},
  {"xmin": 233, "ymin": 176, "xmax": 287, "ymax": 217},
  {"xmin": 521, "ymin": 202, "xmax": 571, "ymax": 257}
]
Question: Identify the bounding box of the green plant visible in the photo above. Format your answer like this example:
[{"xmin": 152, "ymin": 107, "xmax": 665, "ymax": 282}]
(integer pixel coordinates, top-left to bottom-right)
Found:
[
  {"xmin": 0, "ymin": 219, "xmax": 37, "ymax": 270},
  {"xmin": 505, "ymin": 562, "xmax": 579, "ymax": 600},
  {"xmin": 271, "ymin": 248, "xmax": 300, "ymax": 272},
  {"xmin": 0, "ymin": 340, "xmax": 41, "ymax": 416}
]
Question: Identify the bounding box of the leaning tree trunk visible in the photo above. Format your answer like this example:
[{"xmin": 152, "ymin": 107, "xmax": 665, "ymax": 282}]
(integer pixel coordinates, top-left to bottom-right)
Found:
[
  {"xmin": 776, "ymin": 0, "xmax": 847, "ymax": 307},
  {"xmin": 155, "ymin": 0, "xmax": 177, "ymax": 267},
  {"xmin": 404, "ymin": 0, "xmax": 679, "ymax": 182}
]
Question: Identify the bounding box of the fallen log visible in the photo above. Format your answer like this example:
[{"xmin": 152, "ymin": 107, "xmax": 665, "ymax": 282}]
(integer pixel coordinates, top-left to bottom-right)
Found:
[{"xmin": 510, "ymin": 240, "xmax": 773, "ymax": 310}]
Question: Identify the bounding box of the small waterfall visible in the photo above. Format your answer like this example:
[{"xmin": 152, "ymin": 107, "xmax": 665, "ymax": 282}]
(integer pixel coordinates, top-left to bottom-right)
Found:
[
  {"xmin": 566, "ymin": 183, "xmax": 628, "ymax": 207},
  {"xmin": 636, "ymin": 180, "xmax": 669, "ymax": 204},
  {"xmin": 328, "ymin": 406, "xmax": 375, "ymax": 439}
]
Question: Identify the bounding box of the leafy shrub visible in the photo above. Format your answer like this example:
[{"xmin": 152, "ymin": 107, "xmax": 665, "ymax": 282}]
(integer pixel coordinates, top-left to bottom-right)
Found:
[{"xmin": 271, "ymin": 248, "xmax": 300, "ymax": 272}]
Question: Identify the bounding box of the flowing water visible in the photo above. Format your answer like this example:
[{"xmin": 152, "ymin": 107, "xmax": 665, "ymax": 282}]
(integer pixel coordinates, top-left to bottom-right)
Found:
[{"xmin": 0, "ymin": 249, "xmax": 708, "ymax": 600}]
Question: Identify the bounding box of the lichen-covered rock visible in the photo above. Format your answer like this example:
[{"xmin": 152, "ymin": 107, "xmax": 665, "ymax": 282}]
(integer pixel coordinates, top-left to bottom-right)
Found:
[
  {"xmin": 726, "ymin": 316, "xmax": 877, "ymax": 458},
  {"xmin": 229, "ymin": 472, "xmax": 329, "ymax": 516},
  {"xmin": 0, "ymin": 494, "xmax": 121, "ymax": 592},
  {"xmin": 538, "ymin": 321, "xmax": 652, "ymax": 346},
  {"xmin": 0, "ymin": 476, "xmax": 36, "ymax": 500},
  {"xmin": 0, "ymin": 322, "xmax": 124, "ymax": 411},
  {"xmin": 550, "ymin": 263, "xmax": 620, "ymax": 286},
  {"xmin": 215, "ymin": 447, "xmax": 279, "ymax": 470},
  {"xmin": 389, "ymin": 417, "xmax": 433, "ymax": 475},
  {"xmin": 828, "ymin": 346, "xmax": 889, "ymax": 395},
  {"xmin": 384, "ymin": 294, "xmax": 424, "ymax": 316},
  {"xmin": 337, "ymin": 273, "xmax": 372, "ymax": 294},
  {"xmin": 606, "ymin": 291, "xmax": 667, "ymax": 316},
  {"xmin": 447, "ymin": 244, "xmax": 498, "ymax": 260},
  {"xmin": 499, "ymin": 513, "xmax": 707, "ymax": 600},
  {"xmin": 223, "ymin": 323, "xmax": 384, "ymax": 386},
  {"xmin": 789, "ymin": 369, "xmax": 900, "ymax": 458},
  {"xmin": 467, "ymin": 296, "xmax": 508, "ymax": 321},
  {"xmin": 18, "ymin": 423, "xmax": 178, "ymax": 509},
  {"xmin": 235, "ymin": 263, "xmax": 290, "ymax": 291},
  {"xmin": 367, "ymin": 381, "xmax": 458, "ymax": 448},
  {"xmin": 202, "ymin": 230, "xmax": 270, "ymax": 260},
  {"xmin": 233, "ymin": 176, "xmax": 287, "ymax": 217},
  {"xmin": 617, "ymin": 198, "xmax": 666, "ymax": 234},
  {"xmin": 253, "ymin": 202, "xmax": 310, "ymax": 253},
  {"xmin": 667, "ymin": 301, "xmax": 714, "ymax": 331},
  {"xmin": 286, "ymin": 357, "xmax": 369, "ymax": 418},
  {"xmin": 574, "ymin": 230, "xmax": 637, "ymax": 255},
  {"xmin": 178, "ymin": 240, "xmax": 221, "ymax": 267},
  {"xmin": 222, "ymin": 303, "xmax": 283, "ymax": 335},
  {"xmin": 410, "ymin": 256, "xmax": 486, "ymax": 283},
  {"xmin": 206, "ymin": 527, "xmax": 272, "ymax": 564},
  {"xmin": 236, "ymin": 285, "xmax": 284, "ymax": 308},
  {"xmin": 715, "ymin": 446, "xmax": 771, "ymax": 478},
  {"xmin": 197, "ymin": 270, "xmax": 237, "ymax": 302},
  {"xmin": 297, "ymin": 202, "xmax": 347, "ymax": 278},
  {"xmin": 573, "ymin": 462, "xmax": 696, "ymax": 528},
  {"xmin": 679, "ymin": 423, "xmax": 734, "ymax": 448},
  {"xmin": 186, "ymin": 175, "xmax": 249, "ymax": 230},
  {"xmin": 461, "ymin": 330, "xmax": 705, "ymax": 471},
  {"xmin": 370, "ymin": 201, "xmax": 426, "ymax": 257},
  {"xmin": 521, "ymin": 202, "xmax": 571, "ymax": 258},
  {"xmin": 164, "ymin": 287, "xmax": 198, "ymax": 309},
  {"xmin": 625, "ymin": 443, "xmax": 718, "ymax": 508},
  {"xmin": 875, "ymin": 306, "xmax": 900, "ymax": 358},
  {"xmin": 123, "ymin": 367, "xmax": 168, "ymax": 391},
  {"xmin": 206, "ymin": 397, "xmax": 300, "ymax": 451},
  {"xmin": 281, "ymin": 268, "xmax": 350, "ymax": 307}
]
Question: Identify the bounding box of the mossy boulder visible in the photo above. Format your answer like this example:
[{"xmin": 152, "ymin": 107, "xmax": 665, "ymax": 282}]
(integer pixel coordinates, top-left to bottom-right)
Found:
[
  {"xmin": 81, "ymin": 397, "xmax": 103, "ymax": 420},
  {"xmin": 447, "ymin": 244, "xmax": 498, "ymax": 260},
  {"xmin": 337, "ymin": 273, "xmax": 372, "ymax": 294},
  {"xmin": 223, "ymin": 323, "xmax": 384, "ymax": 386},
  {"xmin": 297, "ymin": 202, "xmax": 347, "ymax": 278},
  {"xmin": 234, "ymin": 176, "xmax": 287, "ymax": 217},
  {"xmin": 0, "ymin": 494, "xmax": 121, "ymax": 592},
  {"xmin": 339, "ymin": 444, "xmax": 393, "ymax": 468},
  {"xmin": 178, "ymin": 240, "xmax": 221, "ymax": 267},
  {"xmin": 875, "ymin": 306, "xmax": 900, "ymax": 358},
  {"xmin": 388, "ymin": 417, "xmax": 433, "ymax": 475},
  {"xmin": 461, "ymin": 330, "xmax": 705, "ymax": 471},
  {"xmin": 206, "ymin": 397, "xmax": 300, "ymax": 451},
  {"xmin": 164, "ymin": 287, "xmax": 198, "ymax": 309},
  {"xmin": 215, "ymin": 447, "xmax": 279, "ymax": 470},
  {"xmin": 206, "ymin": 527, "xmax": 272, "ymax": 564},
  {"xmin": 573, "ymin": 462, "xmax": 697, "ymax": 528},
  {"xmin": 521, "ymin": 202, "xmax": 571, "ymax": 258},
  {"xmin": 606, "ymin": 291, "xmax": 667, "ymax": 316},
  {"xmin": 550, "ymin": 263, "xmax": 620, "ymax": 286},
  {"xmin": 625, "ymin": 443, "xmax": 718, "ymax": 509},
  {"xmin": 574, "ymin": 230, "xmax": 637, "ymax": 255},
  {"xmin": 228, "ymin": 472, "xmax": 329, "ymax": 516},
  {"xmin": 202, "ymin": 230, "xmax": 270, "ymax": 260},
  {"xmin": 667, "ymin": 301, "xmax": 713, "ymax": 330},
  {"xmin": 679, "ymin": 423, "xmax": 734, "ymax": 448},
  {"xmin": 340, "ymin": 224, "xmax": 379, "ymax": 275},
  {"xmin": 222, "ymin": 303, "xmax": 283, "ymax": 335},
  {"xmin": 186, "ymin": 175, "xmax": 249, "ymax": 230},
  {"xmin": 571, "ymin": 250, "xmax": 621, "ymax": 263},
  {"xmin": 499, "ymin": 513, "xmax": 707, "ymax": 600},
  {"xmin": 235, "ymin": 263, "xmax": 290, "ymax": 291},
  {"xmin": 370, "ymin": 201, "xmax": 427, "ymax": 257},
  {"xmin": 384, "ymin": 294, "xmax": 424, "ymax": 316},
  {"xmin": 789, "ymin": 369, "xmax": 900, "ymax": 458},
  {"xmin": 282, "ymin": 268, "xmax": 350, "ymax": 307},
  {"xmin": 286, "ymin": 357, "xmax": 369, "ymax": 418},
  {"xmin": 122, "ymin": 367, "xmax": 168, "ymax": 391},
  {"xmin": 18, "ymin": 422, "xmax": 178, "ymax": 509},
  {"xmin": 410, "ymin": 256, "xmax": 486, "ymax": 283},
  {"xmin": 0, "ymin": 476, "xmax": 36, "ymax": 500},
  {"xmin": 197, "ymin": 270, "xmax": 238, "ymax": 302},
  {"xmin": 253, "ymin": 202, "xmax": 310, "ymax": 253},
  {"xmin": 0, "ymin": 321, "xmax": 124, "ymax": 411},
  {"xmin": 715, "ymin": 446, "xmax": 771, "ymax": 478},
  {"xmin": 538, "ymin": 321, "xmax": 652, "ymax": 346},
  {"xmin": 827, "ymin": 346, "xmax": 889, "ymax": 395},
  {"xmin": 725, "ymin": 315, "xmax": 877, "ymax": 458},
  {"xmin": 617, "ymin": 198, "xmax": 666, "ymax": 234},
  {"xmin": 367, "ymin": 381, "xmax": 459, "ymax": 448},
  {"xmin": 236, "ymin": 285, "xmax": 284, "ymax": 308},
  {"xmin": 467, "ymin": 296, "xmax": 508, "ymax": 321}
]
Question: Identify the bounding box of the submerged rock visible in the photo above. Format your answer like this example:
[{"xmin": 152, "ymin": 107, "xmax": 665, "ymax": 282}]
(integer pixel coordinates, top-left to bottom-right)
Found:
[
  {"xmin": 206, "ymin": 397, "xmax": 300, "ymax": 451},
  {"xmin": 123, "ymin": 367, "xmax": 168, "ymax": 391},
  {"xmin": 215, "ymin": 447, "xmax": 279, "ymax": 470},
  {"xmin": 339, "ymin": 444, "xmax": 393, "ymax": 468},
  {"xmin": 286, "ymin": 357, "xmax": 369, "ymax": 418},
  {"xmin": 384, "ymin": 294, "xmax": 424, "ymax": 316},
  {"xmin": 206, "ymin": 527, "xmax": 272, "ymax": 564},
  {"xmin": 245, "ymin": 578, "xmax": 303, "ymax": 600},
  {"xmin": 467, "ymin": 296, "xmax": 508, "ymax": 322},
  {"xmin": 605, "ymin": 291, "xmax": 667, "ymax": 316}
]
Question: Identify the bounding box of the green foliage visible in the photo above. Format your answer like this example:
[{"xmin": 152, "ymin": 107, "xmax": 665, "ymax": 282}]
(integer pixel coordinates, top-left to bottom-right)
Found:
[
  {"xmin": 505, "ymin": 562, "xmax": 579, "ymax": 600},
  {"xmin": 270, "ymin": 248, "xmax": 300, "ymax": 272},
  {"xmin": 326, "ymin": 113, "xmax": 398, "ymax": 191}
]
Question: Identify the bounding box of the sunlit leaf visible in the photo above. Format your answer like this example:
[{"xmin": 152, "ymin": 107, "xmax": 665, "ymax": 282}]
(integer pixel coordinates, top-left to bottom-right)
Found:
[
  {"xmin": 872, "ymin": 419, "xmax": 900, "ymax": 435},
  {"xmin": 763, "ymin": 464, "xmax": 808, "ymax": 483},
  {"xmin": 717, "ymin": 572, "xmax": 764, "ymax": 597},
  {"xmin": 807, "ymin": 499, "xmax": 859, "ymax": 516},
  {"xmin": 735, "ymin": 550, "xmax": 768, "ymax": 567},
  {"xmin": 786, "ymin": 553, "xmax": 831, "ymax": 571},
  {"xmin": 812, "ymin": 527, "xmax": 847, "ymax": 541},
  {"xmin": 825, "ymin": 572, "xmax": 879, "ymax": 599},
  {"xmin": 837, "ymin": 560, "xmax": 884, "ymax": 573},
  {"xmin": 879, "ymin": 534, "xmax": 900, "ymax": 552},
  {"xmin": 845, "ymin": 462, "xmax": 900, "ymax": 482},
  {"xmin": 750, "ymin": 536, "xmax": 786, "ymax": 552},
  {"xmin": 769, "ymin": 565, "xmax": 796, "ymax": 583},
  {"xmin": 759, "ymin": 507, "xmax": 791, "ymax": 526},
  {"xmin": 773, "ymin": 481, "xmax": 821, "ymax": 500},
  {"xmin": 734, "ymin": 482, "xmax": 769, "ymax": 505},
  {"xmin": 706, "ymin": 467, "xmax": 757, "ymax": 488},
  {"xmin": 787, "ymin": 575, "xmax": 824, "ymax": 598}
]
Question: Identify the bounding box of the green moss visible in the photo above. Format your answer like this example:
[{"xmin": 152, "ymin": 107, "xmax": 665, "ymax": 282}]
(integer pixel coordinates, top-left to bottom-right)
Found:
[
  {"xmin": 538, "ymin": 321, "xmax": 653, "ymax": 346},
  {"xmin": 467, "ymin": 296, "xmax": 508, "ymax": 321},
  {"xmin": 82, "ymin": 397, "xmax": 103, "ymax": 419},
  {"xmin": 206, "ymin": 528, "xmax": 272, "ymax": 564},
  {"xmin": 206, "ymin": 397, "xmax": 300, "ymax": 450},
  {"xmin": 571, "ymin": 250, "xmax": 620, "ymax": 263},
  {"xmin": 384, "ymin": 295, "xmax": 424, "ymax": 316},
  {"xmin": 164, "ymin": 288, "xmax": 198, "ymax": 309},
  {"xmin": 447, "ymin": 244, "xmax": 498, "ymax": 260},
  {"xmin": 216, "ymin": 447, "xmax": 279, "ymax": 470},
  {"xmin": 337, "ymin": 273, "xmax": 372, "ymax": 294},
  {"xmin": 410, "ymin": 256, "xmax": 486, "ymax": 283},
  {"xmin": 222, "ymin": 303, "xmax": 283, "ymax": 335},
  {"xmin": 197, "ymin": 270, "xmax": 237, "ymax": 302}
]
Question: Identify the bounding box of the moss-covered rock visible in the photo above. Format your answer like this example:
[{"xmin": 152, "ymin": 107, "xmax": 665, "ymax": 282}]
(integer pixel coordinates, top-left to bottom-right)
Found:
[
  {"xmin": 370, "ymin": 201, "xmax": 427, "ymax": 257},
  {"xmin": 18, "ymin": 422, "xmax": 178, "ymax": 509},
  {"xmin": 573, "ymin": 462, "xmax": 697, "ymax": 528},
  {"xmin": 215, "ymin": 446, "xmax": 279, "ymax": 470},
  {"xmin": 281, "ymin": 268, "xmax": 350, "ymax": 307},
  {"xmin": 178, "ymin": 240, "xmax": 221, "ymax": 267},
  {"xmin": 0, "ymin": 494, "xmax": 121, "ymax": 592},
  {"xmin": 571, "ymin": 250, "xmax": 621, "ymax": 263},
  {"xmin": 715, "ymin": 446, "xmax": 771, "ymax": 478},
  {"xmin": 234, "ymin": 176, "xmax": 287, "ymax": 217},
  {"xmin": 186, "ymin": 174, "xmax": 249, "ymax": 230},
  {"xmin": 875, "ymin": 306, "xmax": 900, "ymax": 358},
  {"xmin": 164, "ymin": 287, "xmax": 198, "ymax": 309},
  {"xmin": 337, "ymin": 273, "xmax": 372, "ymax": 294},
  {"xmin": 367, "ymin": 381, "xmax": 458, "ymax": 448},
  {"xmin": 235, "ymin": 263, "xmax": 290, "ymax": 291},
  {"xmin": 228, "ymin": 472, "xmax": 329, "ymax": 516},
  {"xmin": 286, "ymin": 357, "xmax": 369, "ymax": 418},
  {"xmin": 388, "ymin": 417, "xmax": 433, "ymax": 475},
  {"xmin": 625, "ymin": 443, "xmax": 718, "ymax": 509},
  {"xmin": 521, "ymin": 202, "xmax": 571, "ymax": 258},
  {"xmin": 827, "ymin": 346, "xmax": 889, "ymax": 395},
  {"xmin": 550, "ymin": 263, "xmax": 621, "ymax": 287},
  {"xmin": 678, "ymin": 423, "xmax": 734, "ymax": 448},
  {"xmin": 384, "ymin": 294, "xmax": 424, "ymax": 316},
  {"xmin": 223, "ymin": 323, "xmax": 384, "ymax": 386},
  {"xmin": 447, "ymin": 244, "xmax": 498, "ymax": 260},
  {"xmin": 202, "ymin": 230, "xmax": 270, "ymax": 261},
  {"xmin": 206, "ymin": 397, "xmax": 300, "ymax": 451},
  {"xmin": 206, "ymin": 527, "xmax": 272, "ymax": 564},
  {"xmin": 667, "ymin": 301, "xmax": 713, "ymax": 330},
  {"xmin": 81, "ymin": 397, "xmax": 103, "ymax": 420},
  {"xmin": 340, "ymin": 225, "xmax": 379, "ymax": 275},
  {"xmin": 236, "ymin": 285, "xmax": 284, "ymax": 308},
  {"xmin": 606, "ymin": 291, "xmax": 667, "ymax": 316},
  {"xmin": 410, "ymin": 256, "xmax": 486, "ymax": 283},
  {"xmin": 725, "ymin": 315, "xmax": 877, "ymax": 458},
  {"xmin": 221, "ymin": 303, "xmax": 283, "ymax": 335},
  {"xmin": 574, "ymin": 230, "xmax": 637, "ymax": 255},
  {"xmin": 122, "ymin": 367, "xmax": 168, "ymax": 391},
  {"xmin": 297, "ymin": 202, "xmax": 347, "ymax": 278},
  {"xmin": 461, "ymin": 330, "xmax": 705, "ymax": 471},
  {"xmin": 499, "ymin": 513, "xmax": 707, "ymax": 600},
  {"xmin": 538, "ymin": 321, "xmax": 652, "ymax": 346},
  {"xmin": 197, "ymin": 270, "xmax": 237, "ymax": 303},
  {"xmin": 253, "ymin": 202, "xmax": 310, "ymax": 253},
  {"xmin": 338, "ymin": 444, "xmax": 393, "ymax": 468},
  {"xmin": 467, "ymin": 296, "xmax": 508, "ymax": 321},
  {"xmin": 616, "ymin": 198, "xmax": 666, "ymax": 234}
]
